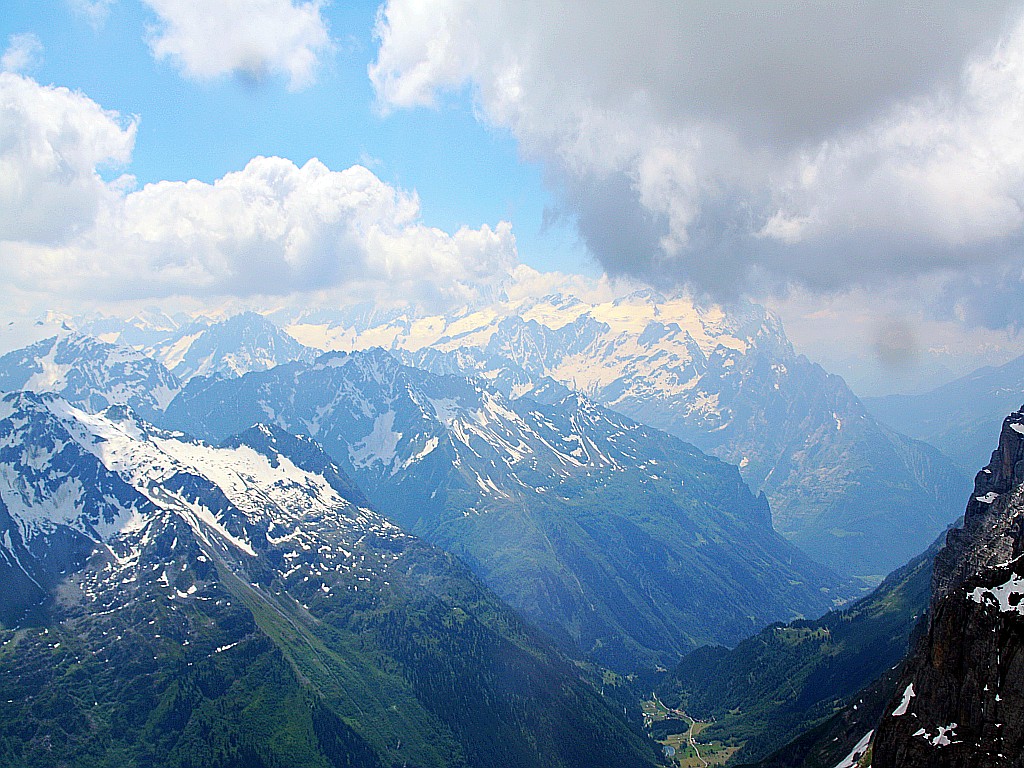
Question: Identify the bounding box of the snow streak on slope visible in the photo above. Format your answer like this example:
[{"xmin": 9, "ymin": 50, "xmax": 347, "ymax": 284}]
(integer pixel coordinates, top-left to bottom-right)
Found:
[
  {"xmin": 160, "ymin": 348, "xmax": 847, "ymax": 668},
  {"xmin": 0, "ymin": 392, "xmax": 398, "ymax": 573},
  {"xmin": 0, "ymin": 333, "xmax": 181, "ymax": 416}
]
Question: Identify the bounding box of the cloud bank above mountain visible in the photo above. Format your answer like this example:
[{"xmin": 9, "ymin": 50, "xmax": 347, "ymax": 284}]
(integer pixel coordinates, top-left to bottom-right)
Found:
[
  {"xmin": 0, "ymin": 71, "xmax": 516, "ymax": 307},
  {"xmin": 371, "ymin": 1, "xmax": 1024, "ymax": 305}
]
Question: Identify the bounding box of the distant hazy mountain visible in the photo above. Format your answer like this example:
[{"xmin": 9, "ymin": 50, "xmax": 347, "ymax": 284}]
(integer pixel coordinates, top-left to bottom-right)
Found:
[
  {"xmin": 865, "ymin": 353, "xmax": 1024, "ymax": 473},
  {"xmin": 161, "ymin": 347, "xmax": 845, "ymax": 670},
  {"xmin": 144, "ymin": 311, "xmax": 320, "ymax": 382},
  {"xmin": 284, "ymin": 291, "xmax": 968, "ymax": 580},
  {"xmin": 72, "ymin": 310, "xmax": 319, "ymax": 383},
  {"xmin": 77, "ymin": 308, "xmax": 185, "ymax": 348},
  {"xmin": 0, "ymin": 392, "xmax": 657, "ymax": 768},
  {"xmin": 0, "ymin": 332, "xmax": 180, "ymax": 418}
]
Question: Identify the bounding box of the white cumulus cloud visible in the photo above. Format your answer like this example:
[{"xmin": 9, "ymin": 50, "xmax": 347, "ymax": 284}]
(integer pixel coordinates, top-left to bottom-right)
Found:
[
  {"xmin": 143, "ymin": 0, "xmax": 332, "ymax": 90},
  {"xmin": 371, "ymin": 0, "xmax": 1024, "ymax": 302},
  {"xmin": 106, "ymin": 156, "xmax": 517, "ymax": 300},
  {"xmin": 0, "ymin": 72, "xmax": 137, "ymax": 244},
  {"xmin": 0, "ymin": 73, "xmax": 517, "ymax": 307}
]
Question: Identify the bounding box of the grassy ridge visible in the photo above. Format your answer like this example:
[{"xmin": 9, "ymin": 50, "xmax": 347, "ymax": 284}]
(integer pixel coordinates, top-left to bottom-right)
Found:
[{"xmin": 0, "ymin": 519, "xmax": 660, "ymax": 768}]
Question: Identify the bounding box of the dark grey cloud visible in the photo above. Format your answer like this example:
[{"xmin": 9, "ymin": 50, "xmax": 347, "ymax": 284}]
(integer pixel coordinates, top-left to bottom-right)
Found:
[
  {"xmin": 373, "ymin": 0, "xmax": 1024, "ymax": 328},
  {"xmin": 935, "ymin": 265, "xmax": 1024, "ymax": 331},
  {"xmin": 522, "ymin": 1, "xmax": 1017, "ymax": 146}
]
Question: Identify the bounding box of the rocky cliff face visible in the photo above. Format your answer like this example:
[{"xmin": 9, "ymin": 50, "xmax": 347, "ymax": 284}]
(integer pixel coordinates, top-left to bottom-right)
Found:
[{"xmin": 872, "ymin": 407, "xmax": 1024, "ymax": 767}]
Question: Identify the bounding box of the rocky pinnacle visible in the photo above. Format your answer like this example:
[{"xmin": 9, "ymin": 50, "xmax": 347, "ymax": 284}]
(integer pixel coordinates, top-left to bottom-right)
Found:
[{"xmin": 873, "ymin": 407, "xmax": 1024, "ymax": 767}]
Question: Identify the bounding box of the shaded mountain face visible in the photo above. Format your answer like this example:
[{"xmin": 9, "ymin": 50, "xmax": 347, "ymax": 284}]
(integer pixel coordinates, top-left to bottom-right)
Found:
[
  {"xmin": 659, "ymin": 532, "xmax": 939, "ymax": 765},
  {"xmin": 161, "ymin": 347, "xmax": 845, "ymax": 670},
  {"xmin": 871, "ymin": 406, "xmax": 1024, "ymax": 767},
  {"xmin": 285, "ymin": 291, "xmax": 968, "ymax": 580},
  {"xmin": 0, "ymin": 392, "xmax": 657, "ymax": 768},
  {"xmin": 865, "ymin": 353, "xmax": 1024, "ymax": 474},
  {"xmin": 0, "ymin": 332, "xmax": 181, "ymax": 419}
]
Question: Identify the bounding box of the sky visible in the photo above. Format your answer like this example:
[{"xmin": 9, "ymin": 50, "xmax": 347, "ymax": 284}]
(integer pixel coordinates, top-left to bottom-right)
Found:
[{"xmin": 4, "ymin": 0, "xmax": 1024, "ymax": 395}]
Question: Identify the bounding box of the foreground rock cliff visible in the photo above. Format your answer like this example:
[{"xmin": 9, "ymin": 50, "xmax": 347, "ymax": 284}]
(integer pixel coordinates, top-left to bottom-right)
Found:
[{"xmin": 873, "ymin": 407, "xmax": 1024, "ymax": 766}]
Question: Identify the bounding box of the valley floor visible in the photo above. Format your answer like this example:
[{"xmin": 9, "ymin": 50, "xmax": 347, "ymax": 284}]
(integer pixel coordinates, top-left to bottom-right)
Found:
[{"xmin": 642, "ymin": 696, "xmax": 739, "ymax": 767}]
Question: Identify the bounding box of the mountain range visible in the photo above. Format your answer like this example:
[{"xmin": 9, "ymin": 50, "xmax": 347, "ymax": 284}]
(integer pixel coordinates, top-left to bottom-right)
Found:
[
  {"xmin": 865, "ymin": 351, "xmax": 1024, "ymax": 474},
  {"xmin": 160, "ymin": 346, "xmax": 843, "ymax": 669},
  {"xmin": 278, "ymin": 290, "xmax": 969, "ymax": 580},
  {"xmin": 0, "ymin": 296, "xmax": 1018, "ymax": 766},
  {"xmin": 0, "ymin": 391, "xmax": 657, "ymax": 768},
  {"xmin": 28, "ymin": 293, "xmax": 970, "ymax": 581}
]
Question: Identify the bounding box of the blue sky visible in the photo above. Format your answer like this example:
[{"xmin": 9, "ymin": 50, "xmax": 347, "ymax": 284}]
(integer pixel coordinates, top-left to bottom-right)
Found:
[
  {"xmin": 5, "ymin": 1, "xmax": 1024, "ymax": 395},
  {"xmin": 0, "ymin": 0, "xmax": 591, "ymax": 274}
]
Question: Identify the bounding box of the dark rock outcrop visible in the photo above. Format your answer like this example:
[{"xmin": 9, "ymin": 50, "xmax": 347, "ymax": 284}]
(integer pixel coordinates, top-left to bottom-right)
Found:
[{"xmin": 873, "ymin": 407, "xmax": 1024, "ymax": 767}]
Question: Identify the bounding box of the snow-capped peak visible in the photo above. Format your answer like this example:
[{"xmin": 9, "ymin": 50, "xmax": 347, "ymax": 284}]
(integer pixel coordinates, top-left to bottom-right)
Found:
[
  {"xmin": 0, "ymin": 392, "xmax": 381, "ymax": 568},
  {"xmin": 0, "ymin": 333, "xmax": 181, "ymax": 415}
]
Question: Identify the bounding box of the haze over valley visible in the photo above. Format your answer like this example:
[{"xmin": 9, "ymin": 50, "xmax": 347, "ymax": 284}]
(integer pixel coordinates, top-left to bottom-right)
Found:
[{"xmin": 5, "ymin": 2, "xmax": 1024, "ymax": 766}]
